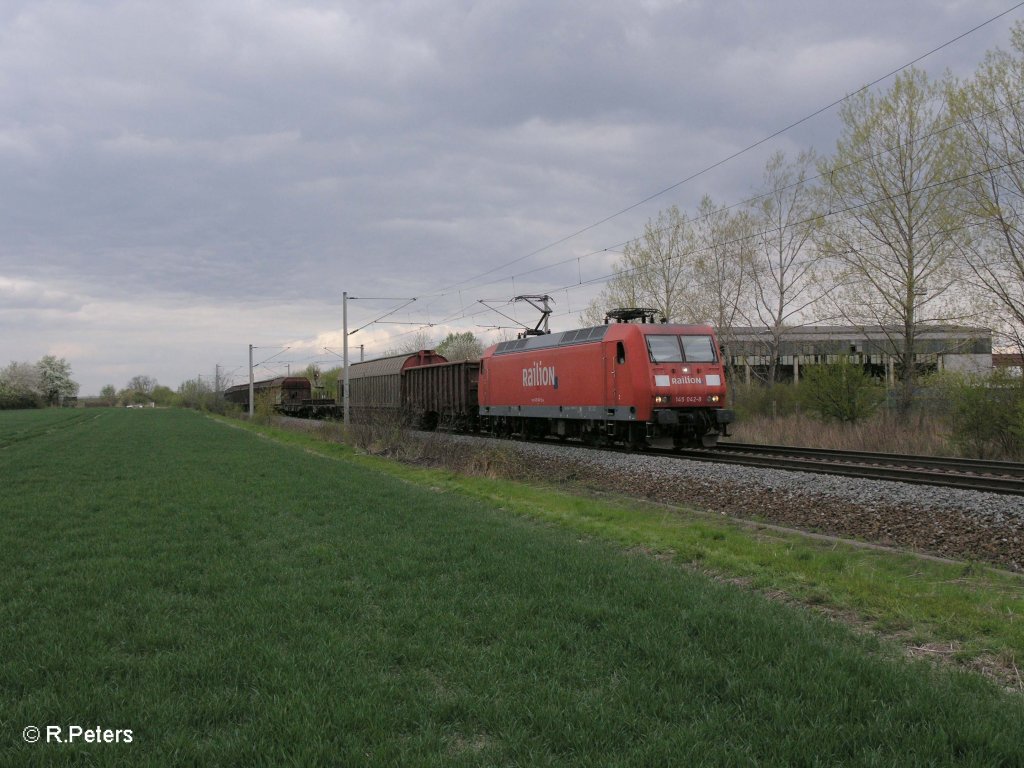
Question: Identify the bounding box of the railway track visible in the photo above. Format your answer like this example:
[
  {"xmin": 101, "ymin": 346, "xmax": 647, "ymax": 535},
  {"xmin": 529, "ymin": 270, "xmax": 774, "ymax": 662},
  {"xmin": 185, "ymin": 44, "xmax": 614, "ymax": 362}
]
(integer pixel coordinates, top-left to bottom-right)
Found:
[
  {"xmin": 672, "ymin": 442, "xmax": 1024, "ymax": 496},
  {"xmin": 280, "ymin": 415, "xmax": 1024, "ymax": 496}
]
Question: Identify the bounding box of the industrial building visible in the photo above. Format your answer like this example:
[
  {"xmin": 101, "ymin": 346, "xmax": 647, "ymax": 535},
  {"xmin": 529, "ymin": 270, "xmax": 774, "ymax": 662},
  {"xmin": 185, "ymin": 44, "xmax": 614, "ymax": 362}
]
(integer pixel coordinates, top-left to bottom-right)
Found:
[{"xmin": 723, "ymin": 325, "xmax": 992, "ymax": 385}]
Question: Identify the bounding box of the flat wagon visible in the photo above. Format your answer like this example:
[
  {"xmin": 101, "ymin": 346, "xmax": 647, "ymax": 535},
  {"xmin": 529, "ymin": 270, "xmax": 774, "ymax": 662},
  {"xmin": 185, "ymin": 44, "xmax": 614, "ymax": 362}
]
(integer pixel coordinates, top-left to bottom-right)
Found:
[{"xmin": 223, "ymin": 376, "xmax": 340, "ymax": 418}]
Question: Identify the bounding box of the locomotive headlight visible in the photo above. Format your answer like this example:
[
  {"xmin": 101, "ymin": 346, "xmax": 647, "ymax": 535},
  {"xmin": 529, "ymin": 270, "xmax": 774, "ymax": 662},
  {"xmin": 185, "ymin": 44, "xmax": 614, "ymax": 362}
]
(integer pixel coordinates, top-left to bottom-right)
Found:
[
  {"xmin": 709, "ymin": 395, "xmax": 720, "ymax": 403},
  {"xmin": 654, "ymin": 395, "xmax": 670, "ymax": 404},
  {"xmin": 681, "ymin": 366, "xmax": 690, "ymax": 373}
]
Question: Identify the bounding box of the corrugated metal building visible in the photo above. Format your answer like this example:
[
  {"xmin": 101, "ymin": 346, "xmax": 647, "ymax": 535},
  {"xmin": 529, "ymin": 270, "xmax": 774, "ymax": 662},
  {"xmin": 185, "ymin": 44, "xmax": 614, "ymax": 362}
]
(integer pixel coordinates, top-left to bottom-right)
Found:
[{"xmin": 723, "ymin": 325, "xmax": 992, "ymax": 385}]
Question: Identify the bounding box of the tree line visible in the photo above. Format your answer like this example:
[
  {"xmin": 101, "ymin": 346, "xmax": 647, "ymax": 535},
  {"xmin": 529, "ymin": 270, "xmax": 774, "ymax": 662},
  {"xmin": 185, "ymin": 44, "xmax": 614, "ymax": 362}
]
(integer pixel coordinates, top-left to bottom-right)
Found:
[
  {"xmin": 584, "ymin": 24, "xmax": 1024, "ymax": 415},
  {"xmin": 0, "ymin": 356, "xmax": 79, "ymax": 409}
]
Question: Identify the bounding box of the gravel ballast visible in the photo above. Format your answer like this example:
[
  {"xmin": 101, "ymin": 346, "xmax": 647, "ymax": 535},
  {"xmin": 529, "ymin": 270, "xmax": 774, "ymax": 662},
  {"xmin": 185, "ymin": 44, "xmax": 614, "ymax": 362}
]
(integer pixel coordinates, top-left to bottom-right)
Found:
[{"xmin": 418, "ymin": 433, "xmax": 1024, "ymax": 571}]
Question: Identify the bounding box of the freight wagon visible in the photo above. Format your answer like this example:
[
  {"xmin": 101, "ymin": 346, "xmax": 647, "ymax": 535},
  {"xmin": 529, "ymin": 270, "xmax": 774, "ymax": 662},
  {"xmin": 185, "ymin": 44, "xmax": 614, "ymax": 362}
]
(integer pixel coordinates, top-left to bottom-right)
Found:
[
  {"xmin": 403, "ymin": 360, "xmax": 480, "ymax": 431},
  {"xmin": 223, "ymin": 376, "xmax": 340, "ymax": 418},
  {"xmin": 340, "ymin": 350, "xmax": 448, "ymax": 419}
]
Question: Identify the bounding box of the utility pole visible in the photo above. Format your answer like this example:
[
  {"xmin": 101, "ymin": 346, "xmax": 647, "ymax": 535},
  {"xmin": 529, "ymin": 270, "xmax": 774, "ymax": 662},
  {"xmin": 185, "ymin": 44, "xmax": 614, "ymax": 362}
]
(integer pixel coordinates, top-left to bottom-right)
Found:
[
  {"xmin": 342, "ymin": 292, "xmax": 349, "ymax": 424},
  {"xmin": 248, "ymin": 344, "xmax": 254, "ymax": 418}
]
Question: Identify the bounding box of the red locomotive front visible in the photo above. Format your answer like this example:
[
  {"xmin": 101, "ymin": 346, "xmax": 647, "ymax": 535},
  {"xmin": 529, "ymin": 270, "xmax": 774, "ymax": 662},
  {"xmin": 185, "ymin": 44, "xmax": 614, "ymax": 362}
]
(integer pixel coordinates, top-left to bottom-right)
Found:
[{"xmin": 479, "ymin": 318, "xmax": 733, "ymax": 447}]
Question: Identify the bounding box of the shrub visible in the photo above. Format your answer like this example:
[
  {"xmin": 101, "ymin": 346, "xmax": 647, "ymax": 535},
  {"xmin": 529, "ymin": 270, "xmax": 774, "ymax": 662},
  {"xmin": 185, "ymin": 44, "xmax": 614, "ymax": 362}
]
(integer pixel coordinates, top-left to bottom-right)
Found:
[
  {"xmin": 252, "ymin": 391, "xmax": 278, "ymax": 425},
  {"xmin": 731, "ymin": 382, "xmax": 802, "ymax": 420},
  {"xmin": 0, "ymin": 387, "xmax": 42, "ymax": 410},
  {"xmin": 345, "ymin": 410, "xmax": 410, "ymax": 456},
  {"xmin": 933, "ymin": 370, "xmax": 1024, "ymax": 459},
  {"xmin": 798, "ymin": 363, "xmax": 885, "ymax": 424}
]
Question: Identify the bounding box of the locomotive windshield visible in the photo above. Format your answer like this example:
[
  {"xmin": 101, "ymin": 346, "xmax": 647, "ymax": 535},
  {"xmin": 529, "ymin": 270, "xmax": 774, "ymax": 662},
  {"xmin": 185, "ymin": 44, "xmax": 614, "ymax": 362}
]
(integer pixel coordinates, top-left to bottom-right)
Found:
[
  {"xmin": 681, "ymin": 335, "xmax": 716, "ymax": 362},
  {"xmin": 646, "ymin": 334, "xmax": 717, "ymax": 363}
]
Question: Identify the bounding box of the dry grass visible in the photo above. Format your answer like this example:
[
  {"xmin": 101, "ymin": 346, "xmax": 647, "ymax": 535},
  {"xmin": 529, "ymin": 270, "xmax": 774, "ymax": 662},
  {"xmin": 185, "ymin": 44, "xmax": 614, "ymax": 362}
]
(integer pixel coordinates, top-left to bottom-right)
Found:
[{"xmin": 730, "ymin": 411, "xmax": 955, "ymax": 455}]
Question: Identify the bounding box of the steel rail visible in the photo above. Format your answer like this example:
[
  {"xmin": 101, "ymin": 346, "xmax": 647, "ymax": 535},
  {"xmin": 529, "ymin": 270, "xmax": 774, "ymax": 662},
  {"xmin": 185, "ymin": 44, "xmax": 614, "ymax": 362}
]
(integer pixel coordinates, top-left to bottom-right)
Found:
[
  {"xmin": 712, "ymin": 442, "xmax": 1024, "ymax": 477},
  {"xmin": 671, "ymin": 444, "xmax": 1024, "ymax": 495}
]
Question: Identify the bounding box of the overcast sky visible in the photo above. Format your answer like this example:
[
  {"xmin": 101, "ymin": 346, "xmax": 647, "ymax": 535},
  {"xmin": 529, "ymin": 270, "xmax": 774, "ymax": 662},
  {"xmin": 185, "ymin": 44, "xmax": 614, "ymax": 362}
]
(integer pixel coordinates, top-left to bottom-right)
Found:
[{"xmin": 2, "ymin": 0, "xmax": 1020, "ymax": 394}]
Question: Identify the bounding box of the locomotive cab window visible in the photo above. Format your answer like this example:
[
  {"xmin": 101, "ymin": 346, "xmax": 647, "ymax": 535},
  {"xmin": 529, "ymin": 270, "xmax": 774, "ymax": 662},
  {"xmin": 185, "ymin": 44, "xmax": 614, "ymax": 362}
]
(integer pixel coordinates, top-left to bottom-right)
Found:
[
  {"xmin": 647, "ymin": 334, "xmax": 718, "ymax": 363},
  {"xmin": 647, "ymin": 335, "xmax": 683, "ymax": 363},
  {"xmin": 680, "ymin": 335, "xmax": 716, "ymax": 362}
]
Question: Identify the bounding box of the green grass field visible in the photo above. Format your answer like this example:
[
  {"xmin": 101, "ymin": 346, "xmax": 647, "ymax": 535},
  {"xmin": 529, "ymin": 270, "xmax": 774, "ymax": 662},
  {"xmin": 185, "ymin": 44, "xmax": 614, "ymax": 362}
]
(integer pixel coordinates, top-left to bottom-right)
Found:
[{"xmin": 2, "ymin": 409, "xmax": 1023, "ymax": 766}]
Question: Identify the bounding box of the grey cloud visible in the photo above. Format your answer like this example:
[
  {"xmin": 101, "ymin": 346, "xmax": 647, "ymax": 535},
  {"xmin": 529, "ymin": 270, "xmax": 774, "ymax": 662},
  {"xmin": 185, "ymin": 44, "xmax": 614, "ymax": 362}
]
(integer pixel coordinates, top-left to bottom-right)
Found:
[{"xmin": 0, "ymin": 0, "xmax": 1017, "ymax": 392}]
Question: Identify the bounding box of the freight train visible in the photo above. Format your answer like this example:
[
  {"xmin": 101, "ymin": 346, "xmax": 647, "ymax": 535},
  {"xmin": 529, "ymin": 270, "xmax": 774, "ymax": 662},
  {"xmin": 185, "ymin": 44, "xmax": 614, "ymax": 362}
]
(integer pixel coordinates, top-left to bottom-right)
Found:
[
  {"xmin": 341, "ymin": 312, "xmax": 734, "ymax": 448},
  {"xmin": 223, "ymin": 376, "xmax": 341, "ymax": 418}
]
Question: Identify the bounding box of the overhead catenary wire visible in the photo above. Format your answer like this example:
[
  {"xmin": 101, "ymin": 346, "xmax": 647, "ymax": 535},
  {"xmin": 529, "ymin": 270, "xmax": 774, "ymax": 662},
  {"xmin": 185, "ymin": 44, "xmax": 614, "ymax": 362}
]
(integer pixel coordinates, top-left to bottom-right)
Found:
[
  {"xmin": 415, "ymin": 1, "xmax": 1024, "ymax": 304},
  {"xmin": 347, "ymin": 131, "xmax": 1024, "ymax": 359},
  {"xmin": 440, "ymin": 91, "xmax": 1024, "ymax": 299},
  {"xmin": 233, "ymin": 7, "xmax": 1024, "ymax": 365},
  {"xmin": 371, "ymin": 151, "xmax": 1024, "ymax": 353}
]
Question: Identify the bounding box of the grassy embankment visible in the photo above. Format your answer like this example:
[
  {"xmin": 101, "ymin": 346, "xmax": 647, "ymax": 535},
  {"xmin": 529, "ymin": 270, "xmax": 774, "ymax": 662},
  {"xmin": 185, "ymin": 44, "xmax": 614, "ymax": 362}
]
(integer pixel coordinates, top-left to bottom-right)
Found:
[{"xmin": 1, "ymin": 408, "xmax": 1022, "ymax": 766}]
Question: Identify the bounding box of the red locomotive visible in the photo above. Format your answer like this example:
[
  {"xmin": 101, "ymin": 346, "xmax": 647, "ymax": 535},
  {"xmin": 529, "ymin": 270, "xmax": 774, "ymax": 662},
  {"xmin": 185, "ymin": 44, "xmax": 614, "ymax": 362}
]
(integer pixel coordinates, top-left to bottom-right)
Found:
[{"xmin": 478, "ymin": 309, "xmax": 733, "ymax": 447}]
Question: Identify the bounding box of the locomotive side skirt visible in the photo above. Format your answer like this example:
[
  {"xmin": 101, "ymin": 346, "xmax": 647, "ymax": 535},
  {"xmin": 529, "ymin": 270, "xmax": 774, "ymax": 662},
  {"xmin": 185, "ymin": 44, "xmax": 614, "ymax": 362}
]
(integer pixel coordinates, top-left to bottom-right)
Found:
[{"xmin": 481, "ymin": 404, "xmax": 637, "ymax": 420}]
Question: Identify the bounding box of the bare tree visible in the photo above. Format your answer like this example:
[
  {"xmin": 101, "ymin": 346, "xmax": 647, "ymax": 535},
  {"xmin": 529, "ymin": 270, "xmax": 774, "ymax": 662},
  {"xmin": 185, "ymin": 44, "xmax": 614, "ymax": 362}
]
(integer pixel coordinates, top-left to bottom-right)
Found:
[
  {"xmin": 748, "ymin": 150, "xmax": 823, "ymax": 382},
  {"xmin": 582, "ymin": 206, "xmax": 697, "ymax": 324},
  {"xmin": 689, "ymin": 195, "xmax": 755, "ymax": 381},
  {"xmin": 950, "ymin": 22, "xmax": 1024, "ymax": 355},
  {"xmin": 126, "ymin": 374, "xmax": 158, "ymax": 396},
  {"xmin": 816, "ymin": 67, "xmax": 970, "ymax": 415},
  {"xmin": 385, "ymin": 329, "xmax": 437, "ymax": 356}
]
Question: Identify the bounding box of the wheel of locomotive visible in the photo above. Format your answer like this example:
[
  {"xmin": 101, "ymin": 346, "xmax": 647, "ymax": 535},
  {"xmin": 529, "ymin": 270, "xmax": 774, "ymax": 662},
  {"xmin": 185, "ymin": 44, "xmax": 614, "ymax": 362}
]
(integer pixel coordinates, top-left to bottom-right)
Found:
[
  {"xmin": 523, "ymin": 419, "xmax": 545, "ymax": 441},
  {"xmin": 701, "ymin": 431, "xmax": 719, "ymax": 448},
  {"xmin": 672, "ymin": 432, "xmax": 696, "ymax": 450},
  {"xmin": 626, "ymin": 423, "xmax": 647, "ymax": 451}
]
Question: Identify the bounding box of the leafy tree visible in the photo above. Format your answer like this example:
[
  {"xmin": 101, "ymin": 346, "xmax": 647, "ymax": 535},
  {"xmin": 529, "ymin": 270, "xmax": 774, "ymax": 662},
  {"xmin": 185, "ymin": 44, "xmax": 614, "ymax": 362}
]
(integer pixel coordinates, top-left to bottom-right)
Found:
[
  {"xmin": 436, "ymin": 331, "xmax": 483, "ymax": 361},
  {"xmin": 799, "ymin": 362, "xmax": 884, "ymax": 424},
  {"xmin": 36, "ymin": 355, "xmax": 79, "ymax": 406},
  {"xmin": 100, "ymin": 384, "xmax": 118, "ymax": 406},
  {"xmin": 296, "ymin": 364, "xmax": 339, "ymax": 399},
  {"xmin": 0, "ymin": 361, "xmax": 42, "ymax": 409},
  {"xmin": 151, "ymin": 385, "xmax": 177, "ymax": 407},
  {"xmin": 312, "ymin": 366, "xmax": 342, "ymax": 401},
  {"xmin": 177, "ymin": 377, "xmax": 214, "ymax": 410},
  {"xmin": 119, "ymin": 388, "xmax": 150, "ymax": 405},
  {"xmin": 816, "ymin": 67, "xmax": 969, "ymax": 416},
  {"xmin": 117, "ymin": 375, "xmax": 161, "ymax": 405}
]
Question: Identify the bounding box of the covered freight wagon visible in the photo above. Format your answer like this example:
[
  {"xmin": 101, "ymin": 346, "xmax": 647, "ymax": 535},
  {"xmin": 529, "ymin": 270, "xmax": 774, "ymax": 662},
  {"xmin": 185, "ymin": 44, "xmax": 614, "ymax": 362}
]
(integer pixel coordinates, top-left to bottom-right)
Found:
[{"xmin": 341, "ymin": 350, "xmax": 447, "ymax": 418}]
